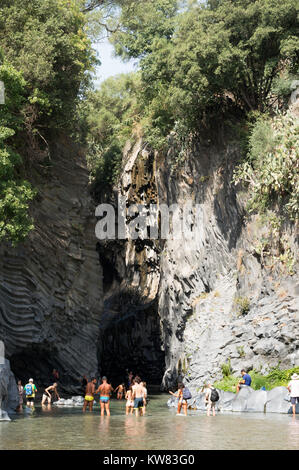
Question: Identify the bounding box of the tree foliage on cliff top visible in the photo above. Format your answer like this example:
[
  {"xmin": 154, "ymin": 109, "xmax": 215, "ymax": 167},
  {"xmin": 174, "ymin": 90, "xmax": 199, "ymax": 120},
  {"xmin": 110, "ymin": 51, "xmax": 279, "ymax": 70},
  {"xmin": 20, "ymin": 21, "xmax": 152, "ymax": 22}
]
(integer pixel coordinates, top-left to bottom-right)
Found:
[
  {"xmin": 0, "ymin": 0, "xmax": 97, "ymax": 245},
  {"xmin": 0, "ymin": 0, "xmax": 97, "ymax": 130},
  {"xmin": 81, "ymin": 73, "xmax": 143, "ymax": 198},
  {"xmin": 109, "ymin": 0, "xmax": 298, "ymax": 146}
]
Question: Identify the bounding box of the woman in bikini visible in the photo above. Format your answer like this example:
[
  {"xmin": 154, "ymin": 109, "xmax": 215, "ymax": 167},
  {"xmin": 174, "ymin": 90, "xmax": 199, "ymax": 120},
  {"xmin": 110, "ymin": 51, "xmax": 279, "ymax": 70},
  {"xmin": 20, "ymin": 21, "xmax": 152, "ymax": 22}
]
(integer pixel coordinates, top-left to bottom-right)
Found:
[{"xmin": 169, "ymin": 382, "xmax": 188, "ymax": 416}]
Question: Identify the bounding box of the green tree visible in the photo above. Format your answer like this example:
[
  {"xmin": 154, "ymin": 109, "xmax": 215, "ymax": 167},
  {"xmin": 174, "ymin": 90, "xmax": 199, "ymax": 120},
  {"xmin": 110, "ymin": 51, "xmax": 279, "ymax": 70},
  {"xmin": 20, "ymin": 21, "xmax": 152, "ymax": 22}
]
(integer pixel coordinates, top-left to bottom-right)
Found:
[
  {"xmin": 0, "ymin": 60, "xmax": 35, "ymax": 245},
  {"xmin": 0, "ymin": 0, "xmax": 97, "ymax": 130},
  {"xmin": 82, "ymin": 73, "xmax": 143, "ymax": 197},
  {"xmin": 109, "ymin": 0, "xmax": 298, "ymax": 142}
]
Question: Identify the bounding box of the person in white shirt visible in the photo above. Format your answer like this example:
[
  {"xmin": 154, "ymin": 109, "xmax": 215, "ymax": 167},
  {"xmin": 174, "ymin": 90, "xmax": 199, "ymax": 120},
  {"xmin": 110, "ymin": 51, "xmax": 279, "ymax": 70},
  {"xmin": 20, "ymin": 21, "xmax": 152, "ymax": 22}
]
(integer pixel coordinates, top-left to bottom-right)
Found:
[{"xmin": 287, "ymin": 373, "xmax": 299, "ymax": 416}]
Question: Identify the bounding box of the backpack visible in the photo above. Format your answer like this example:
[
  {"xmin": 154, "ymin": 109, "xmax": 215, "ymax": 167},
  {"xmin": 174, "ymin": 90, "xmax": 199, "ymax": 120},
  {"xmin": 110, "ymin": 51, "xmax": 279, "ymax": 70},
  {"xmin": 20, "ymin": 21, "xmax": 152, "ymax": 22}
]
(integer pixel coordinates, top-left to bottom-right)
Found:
[
  {"xmin": 182, "ymin": 387, "xmax": 192, "ymax": 400},
  {"xmin": 210, "ymin": 388, "xmax": 219, "ymax": 402},
  {"xmin": 25, "ymin": 384, "xmax": 33, "ymax": 396}
]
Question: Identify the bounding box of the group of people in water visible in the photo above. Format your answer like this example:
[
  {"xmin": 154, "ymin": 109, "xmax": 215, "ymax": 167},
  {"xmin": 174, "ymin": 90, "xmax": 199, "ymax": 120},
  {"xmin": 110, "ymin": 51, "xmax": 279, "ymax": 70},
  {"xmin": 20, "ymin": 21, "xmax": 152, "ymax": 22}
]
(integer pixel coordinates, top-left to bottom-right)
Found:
[
  {"xmin": 15, "ymin": 367, "xmax": 299, "ymax": 417},
  {"xmin": 82, "ymin": 374, "xmax": 148, "ymax": 417},
  {"xmin": 16, "ymin": 370, "xmax": 148, "ymax": 417},
  {"xmin": 169, "ymin": 369, "xmax": 253, "ymax": 417}
]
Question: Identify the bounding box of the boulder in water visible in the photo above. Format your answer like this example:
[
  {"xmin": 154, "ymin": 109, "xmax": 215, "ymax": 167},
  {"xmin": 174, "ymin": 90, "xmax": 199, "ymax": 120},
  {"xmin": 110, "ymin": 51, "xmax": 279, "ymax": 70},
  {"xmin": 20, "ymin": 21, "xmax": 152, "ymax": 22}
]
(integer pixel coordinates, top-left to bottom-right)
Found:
[
  {"xmin": 246, "ymin": 390, "xmax": 267, "ymax": 412},
  {"xmin": 54, "ymin": 396, "xmax": 85, "ymax": 407},
  {"xmin": 218, "ymin": 391, "xmax": 236, "ymax": 411},
  {"xmin": 265, "ymin": 386, "xmax": 291, "ymax": 414},
  {"xmin": 231, "ymin": 386, "xmax": 254, "ymax": 412}
]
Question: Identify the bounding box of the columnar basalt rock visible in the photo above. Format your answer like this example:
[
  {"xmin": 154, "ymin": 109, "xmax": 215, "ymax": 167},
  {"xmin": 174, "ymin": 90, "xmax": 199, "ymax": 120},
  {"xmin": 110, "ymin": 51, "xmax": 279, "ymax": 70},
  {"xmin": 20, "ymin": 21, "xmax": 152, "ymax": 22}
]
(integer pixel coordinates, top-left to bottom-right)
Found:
[
  {"xmin": 110, "ymin": 127, "xmax": 298, "ymax": 389},
  {"xmin": 0, "ymin": 136, "xmax": 103, "ymax": 393}
]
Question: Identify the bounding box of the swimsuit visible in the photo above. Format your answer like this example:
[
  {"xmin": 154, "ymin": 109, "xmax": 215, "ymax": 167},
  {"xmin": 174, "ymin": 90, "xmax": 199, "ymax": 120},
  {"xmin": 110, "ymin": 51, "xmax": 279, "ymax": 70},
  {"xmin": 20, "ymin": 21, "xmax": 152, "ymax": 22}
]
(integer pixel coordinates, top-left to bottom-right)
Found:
[
  {"xmin": 84, "ymin": 395, "xmax": 94, "ymax": 402},
  {"xmin": 134, "ymin": 397, "xmax": 144, "ymax": 409},
  {"xmin": 100, "ymin": 396, "xmax": 110, "ymax": 403}
]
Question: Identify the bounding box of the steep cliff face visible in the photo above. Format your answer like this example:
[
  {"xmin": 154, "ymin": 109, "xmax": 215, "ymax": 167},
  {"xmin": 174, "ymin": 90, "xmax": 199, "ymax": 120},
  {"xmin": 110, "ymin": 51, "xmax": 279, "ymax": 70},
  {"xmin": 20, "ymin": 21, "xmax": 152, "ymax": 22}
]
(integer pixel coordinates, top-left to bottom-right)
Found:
[
  {"xmin": 0, "ymin": 126, "xmax": 298, "ymax": 397},
  {"xmin": 156, "ymin": 138, "xmax": 298, "ymax": 388},
  {"xmin": 0, "ymin": 136, "xmax": 103, "ymax": 392},
  {"xmin": 106, "ymin": 125, "xmax": 298, "ymax": 389}
]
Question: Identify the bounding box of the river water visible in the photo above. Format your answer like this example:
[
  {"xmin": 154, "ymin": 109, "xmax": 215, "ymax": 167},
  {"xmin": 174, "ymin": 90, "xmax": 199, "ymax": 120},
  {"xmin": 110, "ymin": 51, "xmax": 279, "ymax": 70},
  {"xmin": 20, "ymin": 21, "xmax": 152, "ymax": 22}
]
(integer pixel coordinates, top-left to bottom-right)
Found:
[{"xmin": 1, "ymin": 394, "xmax": 298, "ymax": 450}]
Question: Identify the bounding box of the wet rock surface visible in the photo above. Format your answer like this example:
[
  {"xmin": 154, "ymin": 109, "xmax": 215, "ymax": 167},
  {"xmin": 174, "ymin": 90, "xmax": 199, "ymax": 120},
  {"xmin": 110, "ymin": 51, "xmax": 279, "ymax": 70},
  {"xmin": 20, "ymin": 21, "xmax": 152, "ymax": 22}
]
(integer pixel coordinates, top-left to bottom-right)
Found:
[{"xmin": 54, "ymin": 396, "xmax": 84, "ymax": 407}]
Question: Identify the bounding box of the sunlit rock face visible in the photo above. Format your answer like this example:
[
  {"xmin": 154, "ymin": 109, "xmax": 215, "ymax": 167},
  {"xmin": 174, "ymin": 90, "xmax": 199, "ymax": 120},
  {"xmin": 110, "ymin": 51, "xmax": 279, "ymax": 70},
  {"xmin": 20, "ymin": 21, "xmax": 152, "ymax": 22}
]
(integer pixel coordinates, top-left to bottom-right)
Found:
[
  {"xmin": 110, "ymin": 128, "xmax": 298, "ymax": 389},
  {"xmin": 0, "ymin": 136, "xmax": 103, "ymax": 393}
]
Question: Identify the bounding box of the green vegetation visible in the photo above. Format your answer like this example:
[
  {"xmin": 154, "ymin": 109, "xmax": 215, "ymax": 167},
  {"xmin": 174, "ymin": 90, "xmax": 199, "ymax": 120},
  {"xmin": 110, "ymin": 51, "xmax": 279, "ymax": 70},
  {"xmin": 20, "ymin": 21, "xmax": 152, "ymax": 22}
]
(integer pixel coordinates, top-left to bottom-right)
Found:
[
  {"xmin": 237, "ymin": 346, "xmax": 245, "ymax": 358},
  {"xmin": 234, "ymin": 296, "xmax": 250, "ymax": 316},
  {"xmin": 221, "ymin": 358, "xmax": 233, "ymax": 377},
  {"xmin": 0, "ymin": 0, "xmax": 97, "ymax": 245},
  {"xmin": 81, "ymin": 73, "xmax": 144, "ymax": 197},
  {"xmin": 234, "ymin": 112, "xmax": 299, "ymax": 219},
  {"xmin": 0, "ymin": 59, "xmax": 35, "ymax": 245},
  {"xmin": 215, "ymin": 366, "xmax": 299, "ymax": 392},
  {"xmin": 1, "ymin": 0, "xmax": 298, "ymax": 243},
  {"xmin": 0, "ymin": 0, "xmax": 96, "ymax": 129},
  {"xmin": 110, "ymin": 0, "xmax": 298, "ymax": 147}
]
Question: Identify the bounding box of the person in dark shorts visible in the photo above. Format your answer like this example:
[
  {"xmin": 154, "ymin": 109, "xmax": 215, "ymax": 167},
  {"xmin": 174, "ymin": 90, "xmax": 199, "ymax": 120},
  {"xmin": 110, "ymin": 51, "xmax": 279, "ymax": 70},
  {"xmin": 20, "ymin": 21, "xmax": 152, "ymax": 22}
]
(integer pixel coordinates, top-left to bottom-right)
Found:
[
  {"xmin": 24, "ymin": 378, "xmax": 37, "ymax": 406},
  {"xmin": 132, "ymin": 376, "xmax": 145, "ymax": 416},
  {"xmin": 236, "ymin": 369, "xmax": 252, "ymax": 392},
  {"xmin": 287, "ymin": 373, "xmax": 299, "ymax": 416}
]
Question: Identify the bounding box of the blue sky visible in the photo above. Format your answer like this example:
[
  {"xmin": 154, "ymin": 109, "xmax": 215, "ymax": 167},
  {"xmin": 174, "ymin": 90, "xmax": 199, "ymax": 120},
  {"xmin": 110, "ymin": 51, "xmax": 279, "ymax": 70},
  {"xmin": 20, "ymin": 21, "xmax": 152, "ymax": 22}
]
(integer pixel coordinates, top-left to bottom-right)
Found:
[{"xmin": 93, "ymin": 39, "xmax": 137, "ymax": 88}]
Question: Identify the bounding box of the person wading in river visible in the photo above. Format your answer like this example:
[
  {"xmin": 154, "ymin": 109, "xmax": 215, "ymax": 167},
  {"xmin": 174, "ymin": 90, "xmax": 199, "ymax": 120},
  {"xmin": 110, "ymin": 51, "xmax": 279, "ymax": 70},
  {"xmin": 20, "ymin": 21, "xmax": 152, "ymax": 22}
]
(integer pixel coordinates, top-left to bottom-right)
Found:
[
  {"xmin": 125, "ymin": 385, "xmax": 134, "ymax": 415},
  {"xmin": 287, "ymin": 373, "xmax": 299, "ymax": 416},
  {"xmin": 169, "ymin": 383, "xmax": 188, "ymax": 416},
  {"xmin": 42, "ymin": 383, "xmax": 60, "ymax": 405},
  {"xmin": 82, "ymin": 377, "xmax": 97, "ymax": 412},
  {"xmin": 132, "ymin": 376, "xmax": 146, "ymax": 417},
  {"xmin": 205, "ymin": 383, "xmax": 219, "ymax": 417},
  {"xmin": 114, "ymin": 383, "xmax": 126, "ymax": 400},
  {"xmin": 24, "ymin": 378, "xmax": 37, "ymax": 407},
  {"xmin": 96, "ymin": 376, "xmax": 113, "ymax": 416}
]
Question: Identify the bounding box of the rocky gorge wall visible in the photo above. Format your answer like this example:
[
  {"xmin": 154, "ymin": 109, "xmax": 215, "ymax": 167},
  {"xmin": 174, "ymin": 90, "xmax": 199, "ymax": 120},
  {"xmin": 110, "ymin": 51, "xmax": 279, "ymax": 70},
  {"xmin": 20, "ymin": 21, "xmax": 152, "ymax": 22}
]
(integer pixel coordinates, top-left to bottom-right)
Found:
[
  {"xmin": 0, "ymin": 118, "xmax": 298, "ymax": 410},
  {"xmin": 105, "ymin": 119, "xmax": 298, "ymax": 390},
  {"xmin": 0, "ymin": 135, "xmax": 103, "ymax": 393}
]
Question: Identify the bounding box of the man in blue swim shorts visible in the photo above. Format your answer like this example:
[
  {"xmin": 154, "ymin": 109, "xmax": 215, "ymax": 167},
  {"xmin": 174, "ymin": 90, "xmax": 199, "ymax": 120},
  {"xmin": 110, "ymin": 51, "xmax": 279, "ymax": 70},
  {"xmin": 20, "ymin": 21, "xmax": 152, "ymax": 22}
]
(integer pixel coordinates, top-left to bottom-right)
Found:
[
  {"xmin": 132, "ymin": 376, "xmax": 146, "ymax": 416},
  {"xmin": 96, "ymin": 376, "xmax": 113, "ymax": 416}
]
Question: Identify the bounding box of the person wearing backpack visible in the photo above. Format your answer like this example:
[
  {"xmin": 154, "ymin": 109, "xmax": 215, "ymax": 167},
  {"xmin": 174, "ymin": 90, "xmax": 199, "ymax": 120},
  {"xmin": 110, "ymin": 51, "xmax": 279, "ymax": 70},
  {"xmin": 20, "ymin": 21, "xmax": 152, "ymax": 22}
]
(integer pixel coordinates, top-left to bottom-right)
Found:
[
  {"xmin": 169, "ymin": 382, "xmax": 190, "ymax": 416},
  {"xmin": 205, "ymin": 383, "xmax": 219, "ymax": 416},
  {"xmin": 24, "ymin": 378, "xmax": 37, "ymax": 407}
]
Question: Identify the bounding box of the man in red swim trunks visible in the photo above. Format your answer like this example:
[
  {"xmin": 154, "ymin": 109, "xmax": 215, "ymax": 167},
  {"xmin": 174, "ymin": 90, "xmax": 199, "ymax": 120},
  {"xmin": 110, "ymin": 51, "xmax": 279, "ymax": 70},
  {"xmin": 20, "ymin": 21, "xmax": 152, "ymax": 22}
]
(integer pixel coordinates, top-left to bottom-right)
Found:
[{"xmin": 96, "ymin": 376, "xmax": 113, "ymax": 416}]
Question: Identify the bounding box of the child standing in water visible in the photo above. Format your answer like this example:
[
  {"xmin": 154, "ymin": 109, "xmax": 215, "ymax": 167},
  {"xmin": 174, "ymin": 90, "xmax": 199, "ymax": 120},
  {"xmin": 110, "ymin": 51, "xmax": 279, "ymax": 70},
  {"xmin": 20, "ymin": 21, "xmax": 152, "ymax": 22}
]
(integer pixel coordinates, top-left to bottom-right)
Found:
[{"xmin": 125, "ymin": 386, "xmax": 134, "ymax": 415}]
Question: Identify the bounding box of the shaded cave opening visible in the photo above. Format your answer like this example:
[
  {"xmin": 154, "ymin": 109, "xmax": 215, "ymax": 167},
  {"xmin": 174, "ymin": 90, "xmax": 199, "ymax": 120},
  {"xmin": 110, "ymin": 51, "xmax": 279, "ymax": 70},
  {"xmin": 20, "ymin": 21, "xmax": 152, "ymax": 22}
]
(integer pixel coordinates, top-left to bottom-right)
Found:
[
  {"xmin": 9, "ymin": 345, "xmax": 58, "ymax": 388},
  {"xmin": 99, "ymin": 303, "xmax": 165, "ymax": 389},
  {"xmin": 9, "ymin": 345, "xmax": 75, "ymax": 394}
]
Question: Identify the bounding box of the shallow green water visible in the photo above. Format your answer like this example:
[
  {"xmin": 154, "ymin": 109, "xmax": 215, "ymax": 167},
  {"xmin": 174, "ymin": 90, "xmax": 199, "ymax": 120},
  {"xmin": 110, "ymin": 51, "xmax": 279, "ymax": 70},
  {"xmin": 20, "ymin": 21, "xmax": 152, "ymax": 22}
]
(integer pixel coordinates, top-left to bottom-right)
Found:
[{"xmin": 1, "ymin": 394, "xmax": 299, "ymax": 450}]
